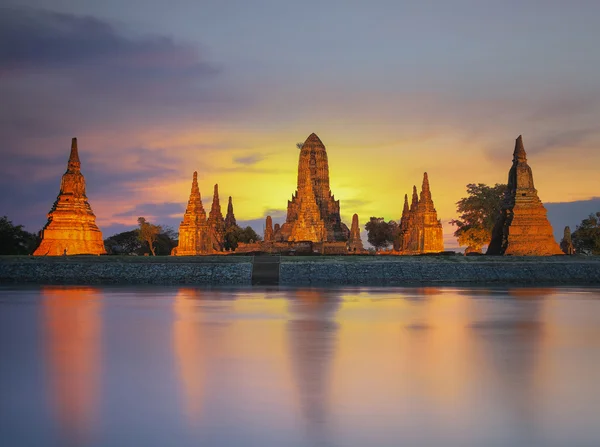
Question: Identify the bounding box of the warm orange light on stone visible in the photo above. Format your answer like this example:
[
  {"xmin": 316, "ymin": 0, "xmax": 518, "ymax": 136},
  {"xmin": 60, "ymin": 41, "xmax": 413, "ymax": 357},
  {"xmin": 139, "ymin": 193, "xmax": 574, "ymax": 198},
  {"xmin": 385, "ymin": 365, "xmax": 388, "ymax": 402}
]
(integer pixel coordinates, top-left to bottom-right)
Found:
[
  {"xmin": 276, "ymin": 133, "xmax": 349, "ymax": 242},
  {"xmin": 34, "ymin": 138, "xmax": 106, "ymax": 256},
  {"xmin": 347, "ymin": 213, "xmax": 365, "ymax": 253},
  {"xmin": 487, "ymin": 136, "xmax": 562, "ymax": 256},
  {"xmin": 207, "ymin": 184, "xmax": 225, "ymax": 251},
  {"xmin": 174, "ymin": 171, "xmax": 212, "ymax": 255},
  {"xmin": 398, "ymin": 173, "xmax": 444, "ymax": 254}
]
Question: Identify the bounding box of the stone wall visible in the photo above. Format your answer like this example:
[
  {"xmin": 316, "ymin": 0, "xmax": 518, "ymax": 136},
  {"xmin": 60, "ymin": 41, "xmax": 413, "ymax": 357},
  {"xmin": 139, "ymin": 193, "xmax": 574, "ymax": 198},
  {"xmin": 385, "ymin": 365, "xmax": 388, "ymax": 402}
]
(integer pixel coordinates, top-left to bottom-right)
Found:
[
  {"xmin": 1, "ymin": 256, "xmax": 599, "ymax": 286},
  {"xmin": 0, "ymin": 257, "xmax": 253, "ymax": 285},
  {"xmin": 279, "ymin": 257, "xmax": 600, "ymax": 285}
]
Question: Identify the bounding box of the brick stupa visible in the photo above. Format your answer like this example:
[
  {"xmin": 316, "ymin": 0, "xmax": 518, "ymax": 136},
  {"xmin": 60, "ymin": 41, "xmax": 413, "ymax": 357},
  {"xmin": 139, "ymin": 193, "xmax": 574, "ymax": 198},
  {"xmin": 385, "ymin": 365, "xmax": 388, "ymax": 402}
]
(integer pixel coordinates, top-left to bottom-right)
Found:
[
  {"xmin": 225, "ymin": 196, "xmax": 237, "ymax": 229},
  {"xmin": 289, "ymin": 148, "xmax": 327, "ymax": 242},
  {"xmin": 398, "ymin": 174, "xmax": 444, "ymax": 254},
  {"xmin": 397, "ymin": 194, "xmax": 410, "ymax": 252},
  {"xmin": 174, "ymin": 171, "xmax": 212, "ymax": 255},
  {"xmin": 347, "ymin": 213, "xmax": 365, "ymax": 253},
  {"xmin": 34, "ymin": 138, "xmax": 106, "ymax": 256},
  {"xmin": 276, "ymin": 133, "xmax": 349, "ymax": 242},
  {"xmin": 487, "ymin": 136, "xmax": 562, "ymax": 255},
  {"xmin": 560, "ymin": 226, "xmax": 575, "ymax": 255},
  {"xmin": 264, "ymin": 216, "xmax": 274, "ymax": 242},
  {"xmin": 207, "ymin": 184, "xmax": 225, "ymax": 251}
]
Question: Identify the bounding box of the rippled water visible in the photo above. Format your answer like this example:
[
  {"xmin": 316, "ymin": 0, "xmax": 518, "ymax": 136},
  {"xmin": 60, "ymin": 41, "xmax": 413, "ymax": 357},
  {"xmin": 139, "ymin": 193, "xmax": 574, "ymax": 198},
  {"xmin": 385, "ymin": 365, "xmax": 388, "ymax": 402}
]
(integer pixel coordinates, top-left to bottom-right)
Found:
[{"xmin": 1, "ymin": 286, "xmax": 600, "ymax": 447}]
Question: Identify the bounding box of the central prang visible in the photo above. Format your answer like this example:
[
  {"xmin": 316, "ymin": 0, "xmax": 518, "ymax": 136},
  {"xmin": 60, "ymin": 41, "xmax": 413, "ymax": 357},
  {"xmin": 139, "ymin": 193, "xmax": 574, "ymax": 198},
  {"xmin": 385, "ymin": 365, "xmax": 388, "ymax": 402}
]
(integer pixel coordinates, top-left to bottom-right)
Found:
[{"xmin": 276, "ymin": 133, "xmax": 349, "ymax": 243}]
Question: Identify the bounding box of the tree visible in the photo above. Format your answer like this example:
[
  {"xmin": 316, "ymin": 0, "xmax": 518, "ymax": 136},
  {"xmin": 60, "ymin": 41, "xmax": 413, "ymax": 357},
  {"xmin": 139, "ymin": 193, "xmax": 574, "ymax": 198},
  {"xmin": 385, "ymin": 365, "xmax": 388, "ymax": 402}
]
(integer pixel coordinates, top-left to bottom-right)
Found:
[
  {"xmin": 450, "ymin": 183, "xmax": 506, "ymax": 253},
  {"xmin": 104, "ymin": 230, "xmax": 143, "ymax": 255},
  {"xmin": 0, "ymin": 216, "xmax": 39, "ymax": 255},
  {"xmin": 224, "ymin": 225, "xmax": 262, "ymax": 251},
  {"xmin": 105, "ymin": 226, "xmax": 176, "ymax": 255},
  {"xmin": 137, "ymin": 217, "xmax": 162, "ymax": 256},
  {"xmin": 572, "ymin": 212, "xmax": 600, "ymax": 255},
  {"xmin": 365, "ymin": 217, "xmax": 396, "ymax": 251}
]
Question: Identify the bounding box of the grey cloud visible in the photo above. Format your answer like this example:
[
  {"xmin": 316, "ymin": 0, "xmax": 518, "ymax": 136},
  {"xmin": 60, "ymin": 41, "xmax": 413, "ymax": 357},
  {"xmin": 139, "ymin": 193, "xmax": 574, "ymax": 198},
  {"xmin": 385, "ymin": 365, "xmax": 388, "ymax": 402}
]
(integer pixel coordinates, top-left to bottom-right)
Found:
[
  {"xmin": 0, "ymin": 7, "xmax": 218, "ymax": 78},
  {"xmin": 233, "ymin": 153, "xmax": 265, "ymax": 166},
  {"xmin": 113, "ymin": 202, "xmax": 185, "ymax": 219}
]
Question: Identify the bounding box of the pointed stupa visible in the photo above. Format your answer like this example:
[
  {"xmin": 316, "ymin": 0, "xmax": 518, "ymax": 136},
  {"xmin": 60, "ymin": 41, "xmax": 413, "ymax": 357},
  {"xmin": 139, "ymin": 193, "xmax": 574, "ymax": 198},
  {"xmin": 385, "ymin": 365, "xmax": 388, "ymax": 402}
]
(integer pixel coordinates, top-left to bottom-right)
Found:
[
  {"xmin": 68, "ymin": 137, "xmax": 81, "ymax": 171},
  {"xmin": 290, "ymin": 147, "xmax": 327, "ymax": 242},
  {"xmin": 397, "ymin": 194, "xmax": 410, "ymax": 252},
  {"xmin": 410, "ymin": 185, "xmax": 419, "ymax": 210},
  {"xmin": 34, "ymin": 138, "xmax": 106, "ymax": 255},
  {"xmin": 419, "ymin": 172, "xmax": 433, "ymax": 207},
  {"xmin": 264, "ymin": 216, "xmax": 274, "ymax": 242},
  {"xmin": 225, "ymin": 196, "xmax": 237, "ymax": 229},
  {"xmin": 347, "ymin": 213, "xmax": 364, "ymax": 253},
  {"xmin": 278, "ymin": 133, "xmax": 349, "ymax": 242},
  {"xmin": 412, "ymin": 172, "xmax": 444, "ymax": 253},
  {"xmin": 174, "ymin": 171, "xmax": 211, "ymax": 255},
  {"xmin": 401, "ymin": 194, "xmax": 409, "ymax": 222},
  {"xmin": 207, "ymin": 184, "xmax": 225, "ymax": 251},
  {"xmin": 513, "ymin": 135, "xmax": 527, "ymax": 162},
  {"xmin": 487, "ymin": 135, "xmax": 562, "ymax": 255},
  {"xmin": 560, "ymin": 226, "xmax": 574, "ymax": 255}
]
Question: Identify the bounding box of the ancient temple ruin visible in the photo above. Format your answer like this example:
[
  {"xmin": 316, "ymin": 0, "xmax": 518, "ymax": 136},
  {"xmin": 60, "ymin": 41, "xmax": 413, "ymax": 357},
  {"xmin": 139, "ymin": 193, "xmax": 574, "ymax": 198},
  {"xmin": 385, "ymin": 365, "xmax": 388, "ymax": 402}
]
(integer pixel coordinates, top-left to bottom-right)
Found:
[
  {"xmin": 347, "ymin": 214, "xmax": 365, "ymax": 253},
  {"xmin": 276, "ymin": 133, "xmax": 349, "ymax": 243},
  {"xmin": 225, "ymin": 196, "xmax": 237, "ymax": 229},
  {"xmin": 397, "ymin": 173, "xmax": 444, "ymax": 254},
  {"xmin": 208, "ymin": 184, "xmax": 225, "ymax": 252},
  {"xmin": 487, "ymin": 136, "xmax": 562, "ymax": 256},
  {"xmin": 34, "ymin": 138, "xmax": 106, "ymax": 256},
  {"xmin": 560, "ymin": 226, "xmax": 575, "ymax": 255},
  {"xmin": 235, "ymin": 133, "xmax": 353, "ymax": 254},
  {"xmin": 173, "ymin": 172, "xmax": 212, "ymax": 255}
]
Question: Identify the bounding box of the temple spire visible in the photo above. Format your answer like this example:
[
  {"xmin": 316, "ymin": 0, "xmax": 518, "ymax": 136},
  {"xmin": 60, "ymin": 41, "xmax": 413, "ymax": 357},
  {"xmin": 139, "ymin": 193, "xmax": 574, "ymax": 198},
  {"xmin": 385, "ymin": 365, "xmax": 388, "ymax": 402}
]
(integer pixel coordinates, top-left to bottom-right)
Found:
[
  {"xmin": 514, "ymin": 135, "xmax": 527, "ymax": 162},
  {"xmin": 264, "ymin": 216, "xmax": 274, "ymax": 242},
  {"xmin": 68, "ymin": 137, "xmax": 81, "ymax": 172},
  {"xmin": 400, "ymin": 194, "xmax": 409, "ymax": 224},
  {"xmin": 410, "ymin": 185, "xmax": 419, "ymax": 210},
  {"xmin": 225, "ymin": 196, "xmax": 237, "ymax": 229},
  {"xmin": 191, "ymin": 171, "xmax": 200, "ymax": 196},
  {"xmin": 420, "ymin": 172, "xmax": 432, "ymax": 203}
]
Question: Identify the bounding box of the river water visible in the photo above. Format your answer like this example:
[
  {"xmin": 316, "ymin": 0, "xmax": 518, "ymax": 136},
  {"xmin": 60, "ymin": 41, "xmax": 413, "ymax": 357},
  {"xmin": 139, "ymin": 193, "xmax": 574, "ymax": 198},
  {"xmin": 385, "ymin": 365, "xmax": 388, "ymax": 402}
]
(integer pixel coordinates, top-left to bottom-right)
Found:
[{"xmin": 1, "ymin": 286, "xmax": 599, "ymax": 447}]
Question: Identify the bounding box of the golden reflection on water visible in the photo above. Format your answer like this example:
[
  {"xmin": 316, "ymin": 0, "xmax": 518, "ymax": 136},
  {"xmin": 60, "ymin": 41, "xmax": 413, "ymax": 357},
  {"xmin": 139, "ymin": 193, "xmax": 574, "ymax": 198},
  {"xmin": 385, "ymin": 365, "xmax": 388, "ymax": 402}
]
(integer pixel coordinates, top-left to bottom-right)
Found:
[
  {"xmin": 35, "ymin": 286, "xmax": 597, "ymax": 445},
  {"xmin": 42, "ymin": 287, "xmax": 101, "ymax": 446},
  {"xmin": 287, "ymin": 290, "xmax": 340, "ymax": 441},
  {"xmin": 172, "ymin": 288, "xmax": 207, "ymax": 425}
]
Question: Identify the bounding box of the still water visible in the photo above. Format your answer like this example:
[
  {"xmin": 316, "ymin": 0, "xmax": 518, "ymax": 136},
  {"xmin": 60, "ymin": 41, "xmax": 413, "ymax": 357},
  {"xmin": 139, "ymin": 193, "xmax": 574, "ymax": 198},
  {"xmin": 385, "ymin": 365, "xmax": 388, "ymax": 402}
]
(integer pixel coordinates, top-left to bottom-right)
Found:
[{"xmin": 1, "ymin": 286, "xmax": 600, "ymax": 447}]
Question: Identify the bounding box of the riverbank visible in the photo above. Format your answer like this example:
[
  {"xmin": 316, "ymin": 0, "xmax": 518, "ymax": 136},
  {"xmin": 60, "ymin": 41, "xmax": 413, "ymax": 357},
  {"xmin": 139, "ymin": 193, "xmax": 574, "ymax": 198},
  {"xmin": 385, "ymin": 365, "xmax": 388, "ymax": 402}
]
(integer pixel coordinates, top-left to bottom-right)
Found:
[{"xmin": 1, "ymin": 255, "xmax": 599, "ymax": 285}]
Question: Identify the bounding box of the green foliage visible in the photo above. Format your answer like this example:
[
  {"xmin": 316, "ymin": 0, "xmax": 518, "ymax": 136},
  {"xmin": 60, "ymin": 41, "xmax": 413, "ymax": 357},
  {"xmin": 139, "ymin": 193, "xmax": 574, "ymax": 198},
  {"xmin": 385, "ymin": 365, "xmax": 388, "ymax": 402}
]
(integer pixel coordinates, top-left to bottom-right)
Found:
[
  {"xmin": 0, "ymin": 216, "xmax": 39, "ymax": 255},
  {"xmin": 450, "ymin": 183, "xmax": 506, "ymax": 253},
  {"xmin": 105, "ymin": 226, "xmax": 176, "ymax": 256},
  {"xmin": 572, "ymin": 212, "xmax": 600, "ymax": 255},
  {"xmin": 365, "ymin": 217, "xmax": 397, "ymax": 251},
  {"xmin": 104, "ymin": 230, "xmax": 142, "ymax": 255},
  {"xmin": 224, "ymin": 225, "xmax": 262, "ymax": 251},
  {"xmin": 137, "ymin": 217, "xmax": 162, "ymax": 256}
]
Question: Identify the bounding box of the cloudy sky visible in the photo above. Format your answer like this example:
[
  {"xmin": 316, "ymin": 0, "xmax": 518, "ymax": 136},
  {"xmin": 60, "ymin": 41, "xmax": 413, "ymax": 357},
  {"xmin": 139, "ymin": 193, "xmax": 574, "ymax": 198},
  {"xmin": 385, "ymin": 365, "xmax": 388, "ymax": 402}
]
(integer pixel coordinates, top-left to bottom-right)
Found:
[{"xmin": 1, "ymin": 0, "xmax": 599, "ymax": 248}]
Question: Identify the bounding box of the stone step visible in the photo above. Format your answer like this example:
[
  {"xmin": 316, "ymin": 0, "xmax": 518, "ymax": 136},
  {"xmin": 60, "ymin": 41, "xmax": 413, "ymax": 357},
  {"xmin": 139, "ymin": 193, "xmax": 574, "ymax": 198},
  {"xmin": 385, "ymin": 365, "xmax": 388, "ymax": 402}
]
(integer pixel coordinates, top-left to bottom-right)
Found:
[{"xmin": 251, "ymin": 255, "xmax": 281, "ymax": 285}]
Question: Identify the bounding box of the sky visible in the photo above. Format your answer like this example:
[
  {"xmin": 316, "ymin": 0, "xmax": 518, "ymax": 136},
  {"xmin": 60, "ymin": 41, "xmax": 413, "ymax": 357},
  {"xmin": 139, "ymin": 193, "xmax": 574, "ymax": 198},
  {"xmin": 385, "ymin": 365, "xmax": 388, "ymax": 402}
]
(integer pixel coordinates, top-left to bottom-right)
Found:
[{"xmin": 1, "ymin": 0, "xmax": 599, "ymax": 249}]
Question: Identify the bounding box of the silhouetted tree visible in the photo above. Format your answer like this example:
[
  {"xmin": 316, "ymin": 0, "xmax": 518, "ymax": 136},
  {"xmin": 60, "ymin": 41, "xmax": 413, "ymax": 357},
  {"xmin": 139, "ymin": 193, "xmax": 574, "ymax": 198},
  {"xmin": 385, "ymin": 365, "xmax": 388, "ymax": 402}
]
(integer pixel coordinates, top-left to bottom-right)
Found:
[
  {"xmin": 572, "ymin": 212, "xmax": 600, "ymax": 255},
  {"xmin": 0, "ymin": 216, "xmax": 39, "ymax": 255},
  {"xmin": 450, "ymin": 183, "xmax": 506, "ymax": 253},
  {"xmin": 104, "ymin": 230, "xmax": 142, "ymax": 255},
  {"xmin": 137, "ymin": 217, "xmax": 162, "ymax": 256},
  {"xmin": 224, "ymin": 225, "xmax": 262, "ymax": 251},
  {"xmin": 365, "ymin": 217, "xmax": 395, "ymax": 251},
  {"xmin": 105, "ymin": 226, "xmax": 176, "ymax": 255}
]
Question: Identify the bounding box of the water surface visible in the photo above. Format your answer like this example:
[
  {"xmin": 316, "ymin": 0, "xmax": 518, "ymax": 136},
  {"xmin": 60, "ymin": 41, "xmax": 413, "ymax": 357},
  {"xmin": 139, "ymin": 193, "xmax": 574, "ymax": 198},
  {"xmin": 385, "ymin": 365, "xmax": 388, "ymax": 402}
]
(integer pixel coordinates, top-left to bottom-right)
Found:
[{"xmin": 1, "ymin": 286, "xmax": 599, "ymax": 446}]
